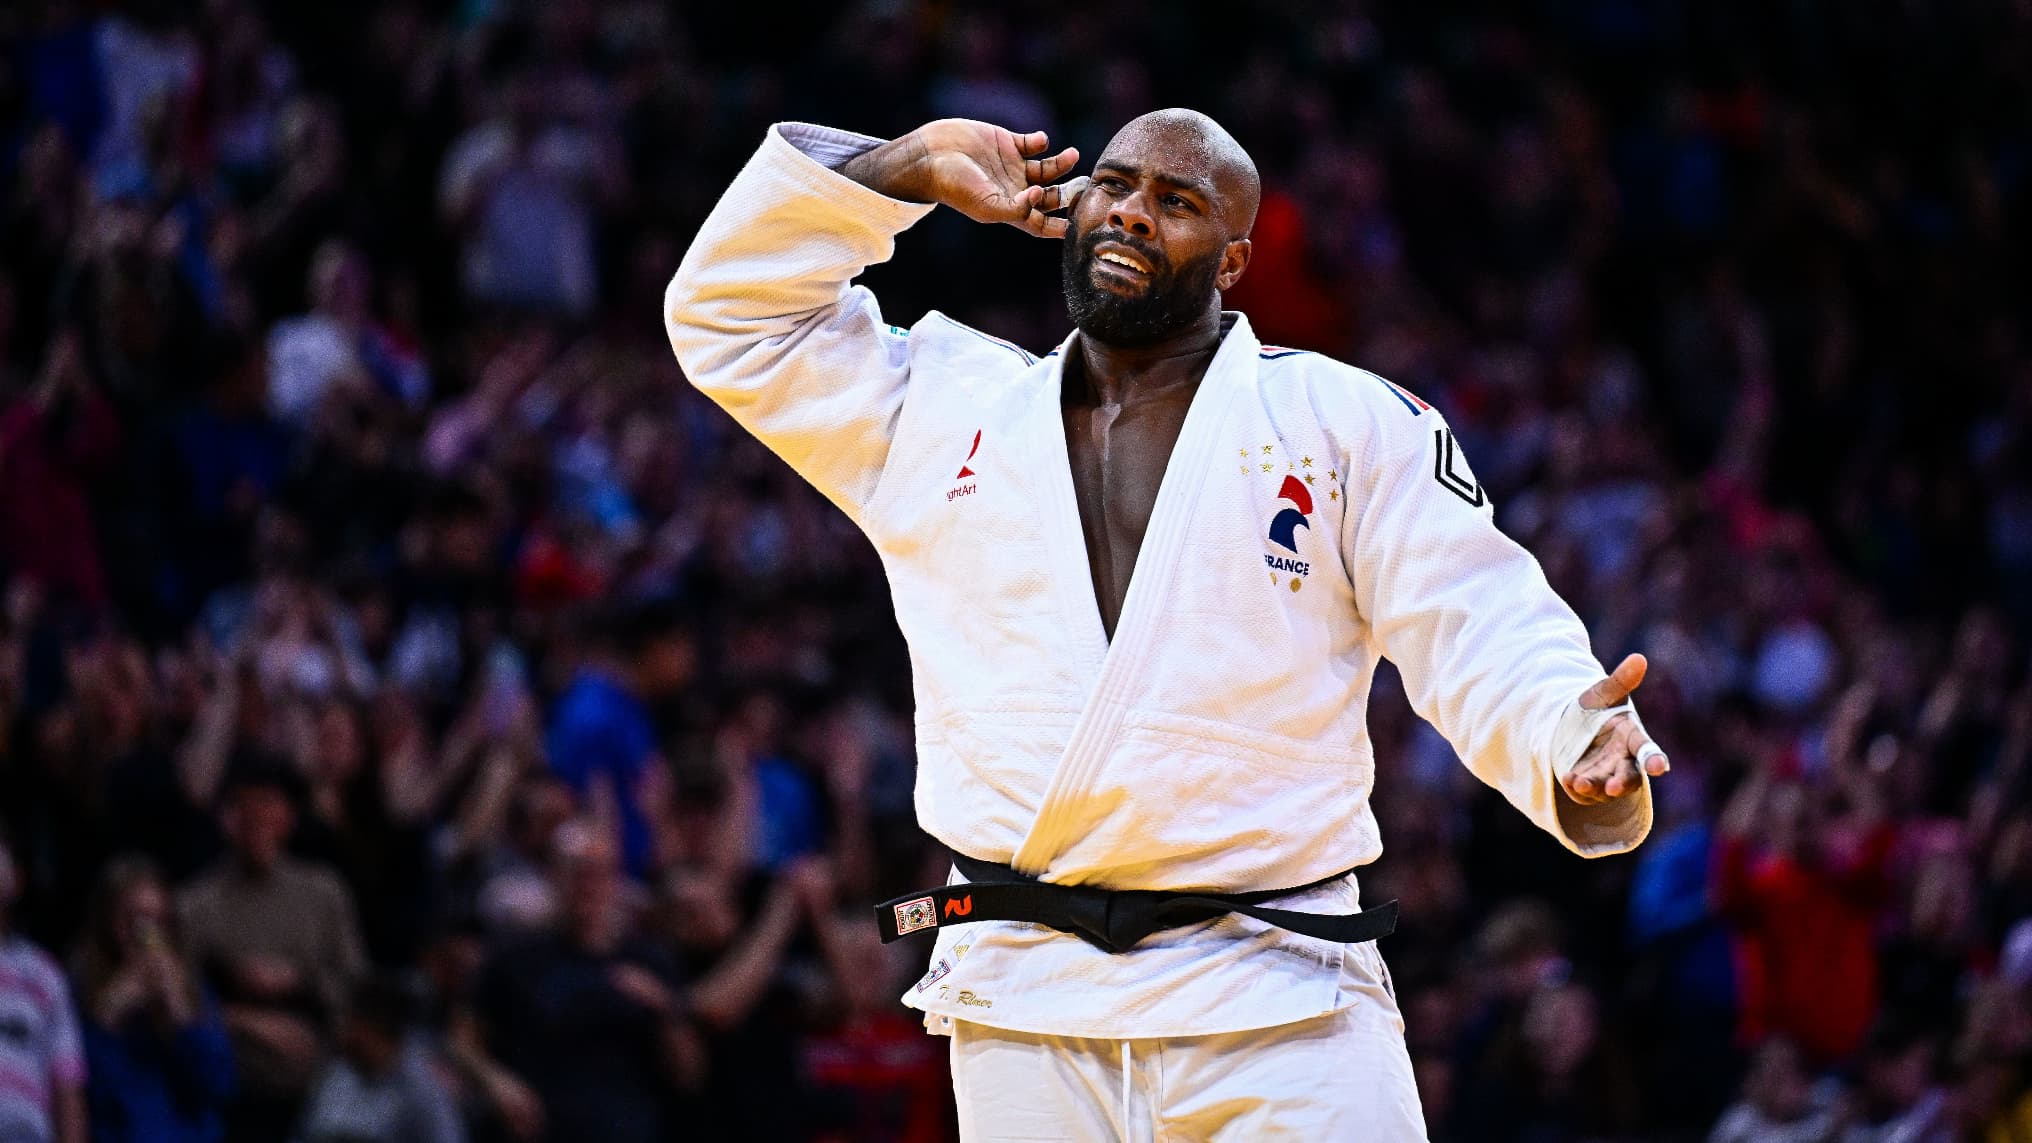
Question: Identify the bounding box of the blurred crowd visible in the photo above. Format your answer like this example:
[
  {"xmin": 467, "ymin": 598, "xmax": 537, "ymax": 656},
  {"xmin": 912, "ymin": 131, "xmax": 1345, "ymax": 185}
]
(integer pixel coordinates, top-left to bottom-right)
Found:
[{"xmin": 0, "ymin": 0, "xmax": 2029, "ymax": 1140}]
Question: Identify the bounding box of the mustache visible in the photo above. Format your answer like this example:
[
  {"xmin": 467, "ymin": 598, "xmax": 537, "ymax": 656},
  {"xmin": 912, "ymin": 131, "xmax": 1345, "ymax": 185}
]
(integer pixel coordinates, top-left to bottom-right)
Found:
[{"xmin": 1076, "ymin": 228, "xmax": 1169, "ymax": 277}]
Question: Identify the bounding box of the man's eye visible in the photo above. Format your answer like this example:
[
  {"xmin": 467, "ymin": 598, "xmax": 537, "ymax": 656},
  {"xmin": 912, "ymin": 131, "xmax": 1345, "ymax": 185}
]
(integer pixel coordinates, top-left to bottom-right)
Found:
[{"xmin": 1164, "ymin": 195, "xmax": 1189, "ymax": 208}]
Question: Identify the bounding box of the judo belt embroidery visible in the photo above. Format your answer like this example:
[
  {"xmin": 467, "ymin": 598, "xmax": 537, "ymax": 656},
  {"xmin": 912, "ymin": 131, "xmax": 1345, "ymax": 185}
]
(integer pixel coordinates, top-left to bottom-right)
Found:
[{"xmin": 874, "ymin": 853, "xmax": 1399, "ymax": 955}]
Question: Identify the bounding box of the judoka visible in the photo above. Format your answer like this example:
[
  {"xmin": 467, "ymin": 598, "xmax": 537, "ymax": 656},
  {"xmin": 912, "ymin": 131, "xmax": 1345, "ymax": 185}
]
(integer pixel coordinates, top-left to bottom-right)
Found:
[{"xmin": 665, "ymin": 109, "xmax": 1668, "ymax": 1141}]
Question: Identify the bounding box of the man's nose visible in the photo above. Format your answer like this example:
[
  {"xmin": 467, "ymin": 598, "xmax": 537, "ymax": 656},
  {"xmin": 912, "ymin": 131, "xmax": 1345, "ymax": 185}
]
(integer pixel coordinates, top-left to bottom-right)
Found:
[{"xmin": 1108, "ymin": 191, "xmax": 1156, "ymax": 237}]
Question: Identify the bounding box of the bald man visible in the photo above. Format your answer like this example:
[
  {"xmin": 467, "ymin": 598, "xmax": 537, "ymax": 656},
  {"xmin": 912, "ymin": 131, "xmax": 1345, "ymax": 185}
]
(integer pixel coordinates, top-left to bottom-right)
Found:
[{"xmin": 666, "ymin": 114, "xmax": 1667, "ymax": 1141}]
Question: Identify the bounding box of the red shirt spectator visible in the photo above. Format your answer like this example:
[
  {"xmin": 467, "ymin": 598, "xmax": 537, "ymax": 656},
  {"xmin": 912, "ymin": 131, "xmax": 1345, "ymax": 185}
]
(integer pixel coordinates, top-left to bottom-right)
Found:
[
  {"xmin": 0, "ymin": 332, "xmax": 121, "ymax": 611},
  {"xmin": 1715, "ymin": 775, "xmax": 1898, "ymax": 1064}
]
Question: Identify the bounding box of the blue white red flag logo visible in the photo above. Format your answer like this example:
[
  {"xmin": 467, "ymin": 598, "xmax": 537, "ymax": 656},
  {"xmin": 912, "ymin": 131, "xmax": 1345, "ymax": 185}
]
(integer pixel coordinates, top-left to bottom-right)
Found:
[{"xmin": 1269, "ymin": 474, "xmax": 1313, "ymax": 552}]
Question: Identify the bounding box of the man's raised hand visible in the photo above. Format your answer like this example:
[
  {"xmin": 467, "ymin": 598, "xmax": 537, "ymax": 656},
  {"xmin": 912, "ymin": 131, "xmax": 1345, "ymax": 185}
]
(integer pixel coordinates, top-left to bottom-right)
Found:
[
  {"xmin": 1561, "ymin": 653, "xmax": 1670, "ymax": 806},
  {"xmin": 840, "ymin": 120, "xmax": 1087, "ymax": 238}
]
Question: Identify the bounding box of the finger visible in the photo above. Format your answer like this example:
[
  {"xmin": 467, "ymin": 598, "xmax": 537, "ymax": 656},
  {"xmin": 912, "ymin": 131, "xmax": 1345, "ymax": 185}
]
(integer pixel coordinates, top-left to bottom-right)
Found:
[
  {"xmin": 1019, "ymin": 207, "xmax": 1071, "ymax": 239},
  {"xmin": 1613, "ymin": 717, "xmax": 1669, "ymax": 779},
  {"xmin": 1565, "ymin": 768, "xmax": 1599, "ymax": 803},
  {"xmin": 1014, "ymin": 130, "xmax": 1052, "ymax": 157},
  {"xmin": 1579, "ymin": 653, "xmax": 1648, "ymax": 711},
  {"xmin": 1602, "ymin": 755, "xmax": 1640, "ymax": 798},
  {"xmin": 1635, "ymin": 738, "xmax": 1670, "ymax": 777},
  {"xmin": 1039, "ymin": 175, "xmax": 1090, "ymax": 214},
  {"xmin": 1027, "ymin": 146, "xmax": 1080, "ymax": 184}
]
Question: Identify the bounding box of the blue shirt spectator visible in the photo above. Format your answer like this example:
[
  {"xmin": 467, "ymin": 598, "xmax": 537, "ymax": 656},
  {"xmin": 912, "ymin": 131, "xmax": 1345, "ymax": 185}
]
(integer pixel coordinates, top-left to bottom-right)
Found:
[
  {"xmin": 71, "ymin": 858, "xmax": 235, "ymax": 1143},
  {"xmin": 546, "ymin": 668, "xmax": 658, "ymax": 880}
]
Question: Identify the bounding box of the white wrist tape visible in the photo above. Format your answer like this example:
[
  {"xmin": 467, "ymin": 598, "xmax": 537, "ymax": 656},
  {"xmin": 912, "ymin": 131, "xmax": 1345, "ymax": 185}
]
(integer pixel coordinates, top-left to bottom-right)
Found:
[{"xmin": 1550, "ymin": 699, "xmax": 1645, "ymax": 780}]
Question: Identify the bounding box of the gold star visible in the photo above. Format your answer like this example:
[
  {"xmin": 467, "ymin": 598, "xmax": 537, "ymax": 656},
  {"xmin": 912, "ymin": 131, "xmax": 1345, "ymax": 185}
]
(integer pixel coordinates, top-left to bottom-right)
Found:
[
  {"xmin": 1260, "ymin": 462, "xmax": 1273, "ymax": 472},
  {"xmin": 1262, "ymin": 444, "xmax": 1274, "ymax": 455},
  {"xmin": 1239, "ymin": 465, "xmax": 1249, "ymax": 475},
  {"xmin": 1302, "ymin": 456, "xmax": 1314, "ymax": 468},
  {"xmin": 1327, "ymin": 469, "xmax": 1338, "ymax": 481},
  {"xmin": 1304, "ymin": 473, "xmax": 1316, "ymax": 485},
  {"xmin": 1328, "ymin": 489, "xmax": 1339, "ymax": 501},
  {"xmin": 1238, "ymin": 448, "xmax": 1248, "ymax": 459},
  {"xmin": 1287, "ymin": 462, "xmax": 1295, "ymax": 472}
]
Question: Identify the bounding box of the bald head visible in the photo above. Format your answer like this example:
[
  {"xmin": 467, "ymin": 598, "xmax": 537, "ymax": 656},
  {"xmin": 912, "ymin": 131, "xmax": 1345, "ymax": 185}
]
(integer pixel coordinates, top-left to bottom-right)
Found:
[
  {"xmin": 1097, "ymin": 108, "xmax": 1261, "ymax": 238},
  {"xmin": 1062, "ymin": 109, "xmax": 1258, "ymax": 348}
]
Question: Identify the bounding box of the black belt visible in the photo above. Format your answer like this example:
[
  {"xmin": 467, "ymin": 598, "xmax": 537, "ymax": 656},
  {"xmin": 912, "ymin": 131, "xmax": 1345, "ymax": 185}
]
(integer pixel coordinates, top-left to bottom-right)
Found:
[{"xmin": 873, "ymin": 852, "xmax": 1398, "ymax": 954}]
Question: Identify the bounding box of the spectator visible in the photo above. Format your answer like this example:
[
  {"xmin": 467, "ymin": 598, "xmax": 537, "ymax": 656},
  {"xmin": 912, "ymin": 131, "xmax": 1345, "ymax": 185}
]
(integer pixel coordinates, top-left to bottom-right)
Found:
[
  {"xmin": 0, "ymin": 834, "xmax": 89, "ymax": 1143},
  {"xmin": 176, "ymin": 767, "xmax": 366, "ymax": 1143},
  {"xmin": 72, "ymin": 856, "xmax": 234, "ymax": 1143},
  {"xmin": 470, "ymin": 821, "xmax": 693, "ymax": 1143},
  {"xmin": 464, "ymin": 776, "xmax": 574, "ymax": 938},
  {"xmin": 0, "ymin": 327, "xmax": 121, "ymax": 612},
  {"xmin": 543, "ymin": 600, "xmax": 696, "ymax": 880},
  {"xmin": 0, "ymin": 2, "xmax": 2028, "ymax": 1137},
  {"xmin": 293, "ymin": 975, "xmax": 463, "ymax": 1143},
  {"xmin": 436, "ymin": 70, "xmax": 620, "ymax": 317},
  {"xmin": 1715, "ymin": 762, "xmax": 1898, "ymax": 1065},
  {"xmin": 1838, "ymin": 1023, "xmax": 1950, "ymax": 1143},
  {"xmin": 265, "ymin": 240, "xmax": 428, "ymax": 427},
  {"xmin": 798, "ymin": 905, "xmax": 950, "ymax": 1143},
  {"xmin": 1451, "ymin": 978, "xmax": 1641, "ymax": 1141},
  {"xmin": 1707, "ymin": 1039, "xmax": 1840, "ymax": 1143}
]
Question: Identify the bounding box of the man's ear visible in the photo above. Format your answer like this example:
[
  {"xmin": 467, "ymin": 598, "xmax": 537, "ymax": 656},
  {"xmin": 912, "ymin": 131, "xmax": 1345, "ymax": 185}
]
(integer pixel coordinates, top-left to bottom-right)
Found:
[{"xmin": 1216, "ymin": 238, "xmax": 1252, "ymax": 291}]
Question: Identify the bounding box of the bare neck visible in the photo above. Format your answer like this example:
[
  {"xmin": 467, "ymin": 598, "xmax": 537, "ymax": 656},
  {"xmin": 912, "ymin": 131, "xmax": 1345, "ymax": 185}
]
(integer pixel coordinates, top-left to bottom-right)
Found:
[{"xmin": 1068, "ymin": 307, "xmax": 1227, "ymax": 408}]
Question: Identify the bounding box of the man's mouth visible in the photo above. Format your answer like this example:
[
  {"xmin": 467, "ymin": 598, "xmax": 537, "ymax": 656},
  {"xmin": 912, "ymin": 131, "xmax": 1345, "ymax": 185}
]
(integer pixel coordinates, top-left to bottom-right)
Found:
[{"xmin": 1092, "ymin": 241, "xmax": 1154, "ymax": 277}]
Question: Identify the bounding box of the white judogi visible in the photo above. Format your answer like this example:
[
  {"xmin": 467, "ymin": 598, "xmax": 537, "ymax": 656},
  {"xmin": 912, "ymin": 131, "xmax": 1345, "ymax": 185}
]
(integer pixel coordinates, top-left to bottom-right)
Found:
[{"xmin": 666, "ymin": 122, "xmax": 1650, "ymax": 1134}]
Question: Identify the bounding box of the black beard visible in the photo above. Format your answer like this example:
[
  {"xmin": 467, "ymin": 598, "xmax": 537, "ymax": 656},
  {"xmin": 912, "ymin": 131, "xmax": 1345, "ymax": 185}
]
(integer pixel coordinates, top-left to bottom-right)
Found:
[{"xmin": 1061, "ymin": 225, "xmax": 1222, "ymax": 348}]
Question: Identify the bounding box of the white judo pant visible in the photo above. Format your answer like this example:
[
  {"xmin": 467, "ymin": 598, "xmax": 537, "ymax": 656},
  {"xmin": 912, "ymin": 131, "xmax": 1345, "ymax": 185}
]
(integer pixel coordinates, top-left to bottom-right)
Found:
[{"xmin": 947, "ymin": 994, "xmax": 1428, "ymax": 1142}]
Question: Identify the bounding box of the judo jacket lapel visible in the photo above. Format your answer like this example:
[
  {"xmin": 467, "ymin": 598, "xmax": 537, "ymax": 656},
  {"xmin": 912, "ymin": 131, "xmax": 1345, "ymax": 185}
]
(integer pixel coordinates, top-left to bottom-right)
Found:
[{"xmin": 1011, "ymin": 315, "xmax": 1261, "ymax": 878}]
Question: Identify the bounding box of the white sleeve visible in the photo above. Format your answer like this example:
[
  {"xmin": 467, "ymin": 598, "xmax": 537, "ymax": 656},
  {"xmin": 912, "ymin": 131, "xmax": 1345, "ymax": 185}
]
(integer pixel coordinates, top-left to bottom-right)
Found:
[
  {"xmin": 1341, "ymin": 388, "xmax": 1651, "ymax": 857},
  {"xmin": 664, "ymin": 122, "xmax": 936, "ymax": 524}
]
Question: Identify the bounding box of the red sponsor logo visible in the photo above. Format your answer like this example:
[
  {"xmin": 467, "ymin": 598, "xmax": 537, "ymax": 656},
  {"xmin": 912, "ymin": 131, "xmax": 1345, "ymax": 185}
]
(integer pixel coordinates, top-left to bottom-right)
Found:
[{"xmin": 956, "ymin": 430, "xmax": 980, "ymax": 479}]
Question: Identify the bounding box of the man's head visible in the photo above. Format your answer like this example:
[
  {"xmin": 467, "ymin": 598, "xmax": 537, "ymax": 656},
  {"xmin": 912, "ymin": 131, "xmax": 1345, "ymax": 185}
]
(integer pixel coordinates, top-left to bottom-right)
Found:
[
  {"xmin": 220, "ymin": 763, "xmax": 299, "ymax": 875},
  {"xmin": 610, "ymin": 596, "xmax": 698, "ymax": 700},
  {"xmin": 552, "ymin": 819, "xmax": 623, "ymax": 950},
  {"xmin": 339, "ymin": 975, "xmax": 415, "ymax": 1078},
  {"xmin": 1062, "ymin": 109, "xmax": 1259, "ymax": 348},
  {"xmin": 1743, "ymin": 1038, "xmax": 1813, "ymax": 1122}
]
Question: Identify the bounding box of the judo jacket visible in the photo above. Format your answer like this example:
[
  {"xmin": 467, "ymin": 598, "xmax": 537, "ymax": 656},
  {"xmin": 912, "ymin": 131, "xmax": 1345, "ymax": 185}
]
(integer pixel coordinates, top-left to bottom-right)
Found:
[{"xmin": 665, "ymin": 123, "xmax": 1652, "ymax": 1037}]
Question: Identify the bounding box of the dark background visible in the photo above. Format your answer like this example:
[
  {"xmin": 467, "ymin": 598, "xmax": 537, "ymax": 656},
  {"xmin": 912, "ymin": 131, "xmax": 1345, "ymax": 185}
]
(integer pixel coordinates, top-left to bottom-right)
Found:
[{"xmin": 0, "ymin": 1, "xmax": 2029, "ymax": 1140}]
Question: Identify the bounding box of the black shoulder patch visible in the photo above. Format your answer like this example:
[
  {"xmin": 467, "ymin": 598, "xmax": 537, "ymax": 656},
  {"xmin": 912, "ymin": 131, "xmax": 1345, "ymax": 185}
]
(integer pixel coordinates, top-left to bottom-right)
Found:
[{"xmin": 1433, "ymin": 428, "xmax": 1485, "ymax": 507}]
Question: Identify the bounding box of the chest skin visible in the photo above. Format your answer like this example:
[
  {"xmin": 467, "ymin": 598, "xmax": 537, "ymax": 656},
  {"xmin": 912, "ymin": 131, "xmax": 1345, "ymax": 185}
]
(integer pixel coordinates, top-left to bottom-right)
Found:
[{"xmin": 1060, "ymin": 363, "xmax": 1202, "ymax": 640}]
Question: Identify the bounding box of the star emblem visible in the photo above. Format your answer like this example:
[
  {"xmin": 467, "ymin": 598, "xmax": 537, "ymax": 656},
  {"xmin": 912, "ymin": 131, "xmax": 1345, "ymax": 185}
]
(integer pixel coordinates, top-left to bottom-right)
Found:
[
  {"xmin": 1304, "ymin": 473, "xmax": 1316, "ymax": 485},
  {"xmin": 1260, "ymin": 462, "xmax": 1273, "ymax": 472},
  {"xmin": 1328, "ymin": 489, "xmax": 1339, "ymax": 501},
  {"xmin": 1262, "ymin": 444, "xmax": 1274, "ymax": 455},
  {"xmin": 1238, "ymin": 448, "xmax": 1248, "ymax": 459},
  {"xmin": 1327, "ymin": 469, "xmax": 1338, "ymax": 480},
  {"xmin": 1302, "ymin": 456, "xmax": 1313, "ymax": 468}
]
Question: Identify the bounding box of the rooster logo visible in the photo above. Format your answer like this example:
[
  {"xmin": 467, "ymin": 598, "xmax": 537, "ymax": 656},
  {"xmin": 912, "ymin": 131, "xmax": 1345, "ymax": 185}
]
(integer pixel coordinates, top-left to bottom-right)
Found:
[{"xmin": 1268, "ymin": 475, "xmax": 1312, "ymax": 551}]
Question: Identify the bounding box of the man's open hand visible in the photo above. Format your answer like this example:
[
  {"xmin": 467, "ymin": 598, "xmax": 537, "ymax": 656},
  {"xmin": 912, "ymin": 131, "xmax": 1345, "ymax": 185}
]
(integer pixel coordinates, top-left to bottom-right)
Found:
[
  {"xmin": 840, "ymin": 119, "xmax": 1087, "ymax": 238},
  {"xmin": 1561, "ymin": 653, "xmax": 1669, "ymax": 805}
]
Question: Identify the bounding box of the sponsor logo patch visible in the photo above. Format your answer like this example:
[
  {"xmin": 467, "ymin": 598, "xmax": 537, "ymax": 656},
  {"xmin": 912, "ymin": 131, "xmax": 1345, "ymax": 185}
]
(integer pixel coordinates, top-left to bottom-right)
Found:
[
  {"xmin": 893, "ymin": 896, "xmax": 938, "ymax": 936},
  {"xmin": 915, "ymin": 958, "xmax": 953, "ymax": 992},
  {"xmin": 948, "ymin": 430, "xmax": 981, "ymax": 501}
]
